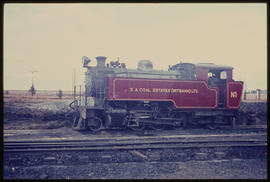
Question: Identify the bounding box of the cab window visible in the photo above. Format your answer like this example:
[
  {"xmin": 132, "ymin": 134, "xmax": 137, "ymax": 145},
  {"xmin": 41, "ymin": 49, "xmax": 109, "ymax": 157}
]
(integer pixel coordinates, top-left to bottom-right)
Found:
[{"xmin": 220, "ymin": 71, "xmax": 227, "ymax": 79}]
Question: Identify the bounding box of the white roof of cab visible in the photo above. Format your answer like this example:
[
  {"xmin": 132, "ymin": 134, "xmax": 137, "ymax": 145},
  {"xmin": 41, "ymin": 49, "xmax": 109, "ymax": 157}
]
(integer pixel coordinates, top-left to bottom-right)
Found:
[{"xmin": 195, "ymin": 63, "xmax": 233, "ymax": 70}]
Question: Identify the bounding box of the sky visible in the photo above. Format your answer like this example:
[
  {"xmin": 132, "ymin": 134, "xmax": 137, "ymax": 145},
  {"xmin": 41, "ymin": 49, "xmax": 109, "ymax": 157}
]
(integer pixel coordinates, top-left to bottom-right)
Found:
[{"xmin": 4, "ymin": 3, "xmax": 267, "ymax": 91}]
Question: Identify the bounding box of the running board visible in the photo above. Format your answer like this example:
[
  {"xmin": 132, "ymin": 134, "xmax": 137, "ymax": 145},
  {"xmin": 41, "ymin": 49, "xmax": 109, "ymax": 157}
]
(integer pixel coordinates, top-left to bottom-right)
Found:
[{"xmin": 137, "ymin": 119, "xmax": 182, "ymax": 126}]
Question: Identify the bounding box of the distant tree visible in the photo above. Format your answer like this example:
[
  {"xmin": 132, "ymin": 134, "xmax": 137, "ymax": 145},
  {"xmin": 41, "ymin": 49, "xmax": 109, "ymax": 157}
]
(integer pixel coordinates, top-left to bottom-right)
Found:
[
  {"xmin": 57, "ymin": 89, "xmax": 63, "ymax": 99},
  {"xmin": 29, "ymin": 84, "xmax": 36, "ymax": 96},
  {"xmin": 5, "ymin": 90, "xmax": 9, "ymax": 95}
]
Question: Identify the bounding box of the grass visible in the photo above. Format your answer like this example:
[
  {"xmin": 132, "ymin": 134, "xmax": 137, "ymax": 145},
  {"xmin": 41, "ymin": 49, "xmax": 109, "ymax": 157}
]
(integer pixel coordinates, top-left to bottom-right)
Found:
[{"xmin": 4, "ymin": 90, "xmax": 74, "ymax": 104}]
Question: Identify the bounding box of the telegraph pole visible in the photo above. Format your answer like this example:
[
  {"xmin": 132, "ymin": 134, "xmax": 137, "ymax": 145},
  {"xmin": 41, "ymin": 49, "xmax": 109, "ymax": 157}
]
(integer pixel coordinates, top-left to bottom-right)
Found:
[
  {"xmin": 244, "ymin": 80, "xmax": 247, "ymax": 100},
  {"xmin": 29, "ymin": 70, "xmax": 39, "ymax": 96},
  {"xmin": 72, "ymin": 68, "xmax": 76, "ymax": 100},
  {"xmin": 72, "ymin": 69, "xmax": 74, "ymax": 96},
  {"xmin": 30, "ymin": 70, "xmax": 39, "ymax": 85}
]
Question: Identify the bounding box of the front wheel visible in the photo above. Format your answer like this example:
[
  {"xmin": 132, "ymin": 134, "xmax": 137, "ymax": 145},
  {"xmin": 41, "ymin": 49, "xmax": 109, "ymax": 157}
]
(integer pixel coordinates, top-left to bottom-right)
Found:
[{"xmin": 87, "ymin": 117, "xmax": 103, "ymax": 132}]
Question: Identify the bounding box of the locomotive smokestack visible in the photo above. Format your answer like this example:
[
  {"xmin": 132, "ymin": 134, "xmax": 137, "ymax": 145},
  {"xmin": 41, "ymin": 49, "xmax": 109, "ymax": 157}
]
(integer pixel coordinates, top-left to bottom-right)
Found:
[{"xmin": 96, "ymin": 56, "xmax": 107, "ymax": 68}]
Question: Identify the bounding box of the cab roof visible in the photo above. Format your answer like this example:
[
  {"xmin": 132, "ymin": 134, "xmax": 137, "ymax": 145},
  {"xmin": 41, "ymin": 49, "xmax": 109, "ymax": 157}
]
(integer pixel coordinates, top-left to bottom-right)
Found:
[{"xmin": 195, "ymin": 63, "xmax": 233, "ymax": 70}]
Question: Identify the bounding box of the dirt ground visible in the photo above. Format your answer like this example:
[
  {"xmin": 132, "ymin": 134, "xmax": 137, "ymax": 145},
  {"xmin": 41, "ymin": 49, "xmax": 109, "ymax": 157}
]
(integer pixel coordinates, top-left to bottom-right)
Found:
[
  {"xmin": 4, "ymin": 90, "xmax": 75, "ymax": 130},
  {"xmin": 4, "ymin": 101, "xmax": 74, "ymax": 130}
]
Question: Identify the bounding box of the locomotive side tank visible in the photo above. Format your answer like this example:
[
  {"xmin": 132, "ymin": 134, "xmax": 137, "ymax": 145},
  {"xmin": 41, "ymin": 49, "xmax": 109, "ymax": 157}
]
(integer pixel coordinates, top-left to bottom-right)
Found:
[
  {"xmin": 107, "ymin": 77, "xmax": 218, "ymax": 108},
  {"xmin": 70, "ymin": 56, "xmax": 244, "ymax": 131}
]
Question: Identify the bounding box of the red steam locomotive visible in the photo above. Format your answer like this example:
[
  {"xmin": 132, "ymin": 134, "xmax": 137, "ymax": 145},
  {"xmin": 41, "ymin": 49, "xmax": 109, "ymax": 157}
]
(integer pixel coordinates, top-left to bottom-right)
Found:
[{"xmin": 70, "ymin": 56, "xmax": 244, "ymax": 131}]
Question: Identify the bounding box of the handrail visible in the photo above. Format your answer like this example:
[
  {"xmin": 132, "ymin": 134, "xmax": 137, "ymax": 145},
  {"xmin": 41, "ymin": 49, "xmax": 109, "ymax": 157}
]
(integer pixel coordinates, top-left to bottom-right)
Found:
[{"xmin": 69, "ymin": 100, "xmax": 78, "ymax": 110}]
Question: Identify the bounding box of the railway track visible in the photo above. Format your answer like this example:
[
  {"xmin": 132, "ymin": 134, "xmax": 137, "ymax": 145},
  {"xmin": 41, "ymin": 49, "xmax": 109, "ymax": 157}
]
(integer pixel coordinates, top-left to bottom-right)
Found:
[
  {"xmin": 4, "ymin": 133, "xmax": 267, "ymax": 151},
  {"xmin": 4, "ymin": 133, "xmax": 267, "ymax": 166},
  {"xmin": 233, "ymin": 124, "xmax": 267, "ymax": 129}
]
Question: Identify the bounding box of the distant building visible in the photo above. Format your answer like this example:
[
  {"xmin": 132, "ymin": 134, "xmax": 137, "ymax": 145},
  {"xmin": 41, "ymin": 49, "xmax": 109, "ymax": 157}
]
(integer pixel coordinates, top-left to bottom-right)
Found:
[{"xmin": 242, "ymin": 89, "xmax": 267, "ymax": 101}]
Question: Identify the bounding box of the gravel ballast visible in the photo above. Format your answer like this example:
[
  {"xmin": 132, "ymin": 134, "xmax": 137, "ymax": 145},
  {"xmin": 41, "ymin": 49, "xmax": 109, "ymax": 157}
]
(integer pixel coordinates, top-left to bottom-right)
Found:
[{"xmin": 4, "ymin": 159, "xmax": 267, "ymax": 179}]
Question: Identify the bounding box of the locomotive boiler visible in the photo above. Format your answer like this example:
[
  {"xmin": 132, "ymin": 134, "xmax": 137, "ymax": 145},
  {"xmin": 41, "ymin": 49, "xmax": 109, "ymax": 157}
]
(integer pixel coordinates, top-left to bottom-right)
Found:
[{"xmin": 69, "ymin": 56, "xmax": 244, "ymax": 131}]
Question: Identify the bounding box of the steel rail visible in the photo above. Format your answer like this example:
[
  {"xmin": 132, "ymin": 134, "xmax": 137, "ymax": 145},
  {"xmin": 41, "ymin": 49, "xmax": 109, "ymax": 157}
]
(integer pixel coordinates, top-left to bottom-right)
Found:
[
  {"xmin": 4, "ymin": 134, "xmax": 267, "ymax": 152},
  {"xmin": 4, "ymin": 132, "xmax": 267, "ymax": 143},
  {"xmin": 4, "ymin": 136, "xmax": 266, "ymax": 147},
  {"xmin": 4, "ymin": 142, "xmax": 266, "ymax": 152},
  {"xmin": 4, "ymin": 133, "xmax": 266, "ymax": 143},
  {"xmin": 4, "ymin": 134, "xmax": 266, "ymax": 146}
]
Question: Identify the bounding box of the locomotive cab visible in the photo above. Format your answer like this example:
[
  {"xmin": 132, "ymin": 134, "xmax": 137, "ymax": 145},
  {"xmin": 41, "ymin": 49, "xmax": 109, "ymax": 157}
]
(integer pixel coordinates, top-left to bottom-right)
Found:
[{"xmin": 195, "ymin": 63, "xmax": 241, "ymax": 108}]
